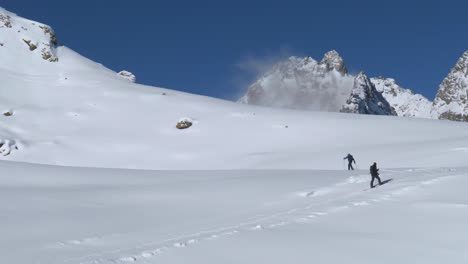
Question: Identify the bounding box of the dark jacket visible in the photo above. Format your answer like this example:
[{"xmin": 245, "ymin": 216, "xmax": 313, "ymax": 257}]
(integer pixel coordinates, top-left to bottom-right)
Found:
[
  {"xmin": 344, "ymin": 154, "xmax": 355, "ymax": 163},
  {"xmin": 370, "ymin": 164, "xmax": 379, "ymax": 176}
]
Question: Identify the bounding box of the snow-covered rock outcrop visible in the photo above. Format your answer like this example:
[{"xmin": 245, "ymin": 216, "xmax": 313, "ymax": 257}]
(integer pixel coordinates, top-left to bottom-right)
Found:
[
  {"xmin": 340, "ymin": 72, "xmax": 396, "ymax": 116},
  {"xmin": 118, "ymin": 70, "xmax": 136, "ymax": 83},
  {"xmin": 0, "ymin": 7, "xmax": 58, "ymax": 63},
  {"xmin": 0, "ymin": 139, "xmax": 18, "ymax": 156},
  {"xmin": 371, "ymin": 77, "xmax": 432, "ymax": 118},
  {"xmin": 239, "ymin": 50, "xmax": 354, "ymax": 111},
  {"xmin": 432, "ymin": 51, "xmax": 468, "ymax": 121}
]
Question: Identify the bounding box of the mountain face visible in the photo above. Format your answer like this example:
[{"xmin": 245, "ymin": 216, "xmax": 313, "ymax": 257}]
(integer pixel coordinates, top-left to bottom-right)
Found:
[
  {"xmin": 432, "ymin": 51, "xmax": 468, "ymax": 121},
  {"xmin": 239, "ymin": 51, "xmax": 354, "ymax": 112},
  {"xmin": 340, "ymin": 72, "xmax": 396, "ymax": 116},
  {"xmin": 0, "ymin": 7, "xmax": 58, "ymax": 66},
  {"xmin": 239, "ymin": 51, "xmax": 400, "ymax": 117},
  {"xmin": 239, "ymin": 50, "xmax": 458, "ymax": 120},
  {"xmin": 371, "ymin": 77, "xmax": 432, "ymax": 118}
]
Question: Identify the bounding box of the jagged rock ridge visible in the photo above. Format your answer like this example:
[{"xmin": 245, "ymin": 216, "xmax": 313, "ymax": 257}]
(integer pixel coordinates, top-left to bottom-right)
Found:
[
  {"xmin": 432, "ymin": 51, "xmax": 468, "ymax": 121},
  {"xmin": 240, "ymin": 50, "xmax": 442, "ymax": 119},
  {"xmin": 340, "ymin": 72, "xmax": 396, "ymax": 116}
]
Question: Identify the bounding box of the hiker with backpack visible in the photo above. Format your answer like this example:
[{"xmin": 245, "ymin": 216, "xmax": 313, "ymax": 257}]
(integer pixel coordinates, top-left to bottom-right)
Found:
[
  {"xmin": 343, "ymin": 153, "xmax": 356, "ymax": 170},
  {"xmin": 370, "ymin": 162, "xmax": 383, "ymax": 188}
]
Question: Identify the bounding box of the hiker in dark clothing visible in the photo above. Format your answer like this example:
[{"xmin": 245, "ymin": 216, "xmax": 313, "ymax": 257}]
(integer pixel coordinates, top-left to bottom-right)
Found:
[
  {"xmin": 370, "ymin": 162, "xmax": 382, "ymax": 188},
  {"xmin": 343, "ymin": 154, "xmax": 356, "ymax": 170}
]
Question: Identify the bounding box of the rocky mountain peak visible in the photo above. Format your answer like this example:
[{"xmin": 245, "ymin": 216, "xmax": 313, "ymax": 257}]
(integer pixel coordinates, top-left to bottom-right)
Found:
[
  {"xmin": 452, "ymin": 50, "xmax": 468, "ymax": 74},
  {"xmin": 239, "ymin": 49, "xmax": 468, "ymax": 121},
  {"xmin": 340, "ymin": 72, "xmax": 396, "ymax": 116},
  {"xmin": 432, "ymin": 51, "xmax": 468, "ymax": 121}
]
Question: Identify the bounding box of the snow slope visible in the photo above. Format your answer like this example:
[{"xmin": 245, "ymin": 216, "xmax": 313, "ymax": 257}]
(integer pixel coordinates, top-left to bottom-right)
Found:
[
  {"xmin": 3, "ymin": 36, "xmax": 465, "ymax": 170},
  {"xmin": 3, "ymin": 163, "xmax": 468, "ymax": 264},
  {"xmin": 2, "ymin": 7, "xmax": 468, "ymax": 264}
]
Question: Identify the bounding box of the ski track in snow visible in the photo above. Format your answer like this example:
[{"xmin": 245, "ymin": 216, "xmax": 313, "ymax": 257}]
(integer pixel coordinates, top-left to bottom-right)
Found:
[{"xmin": 62, "ymin": 168, "xmax": 459, "ymax": 264}]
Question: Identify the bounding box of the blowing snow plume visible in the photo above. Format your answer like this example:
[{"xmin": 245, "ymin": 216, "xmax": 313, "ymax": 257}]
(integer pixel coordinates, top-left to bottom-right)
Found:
[{"xmin": 239, "ymin": 50, "xmax": 354, "ymax": 112}]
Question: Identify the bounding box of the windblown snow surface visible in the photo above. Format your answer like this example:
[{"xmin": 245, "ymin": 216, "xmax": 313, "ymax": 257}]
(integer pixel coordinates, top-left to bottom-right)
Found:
[{"xmin": 2, "ymin": 8, "xmax": 468, "ymax": 264}]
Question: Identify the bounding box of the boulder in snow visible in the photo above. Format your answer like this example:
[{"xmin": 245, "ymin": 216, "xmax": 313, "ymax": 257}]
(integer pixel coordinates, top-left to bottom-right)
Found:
[
  {"xmin": 176, "ymin": 118, "xmax": 193, "ymax": 129},
  {"xmin": 118, "ymin": 71, "xmax": 136, "ymax": 83},
  {"xmin": 0, "ymin": 139, "xmax": 18, "ymax": 156},
  {"xmin": 22, "ymin": 39, "xmax": 37, "ymax": 51}
]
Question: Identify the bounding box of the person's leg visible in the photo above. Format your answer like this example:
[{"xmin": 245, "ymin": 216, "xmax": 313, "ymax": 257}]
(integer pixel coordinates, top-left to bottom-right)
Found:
[
  {"xmin": 376, "ymin": 175, "xmax": 382, "ymax": 185},
  {"xmin": 348, "ymin": 163, "xmax": 351, "ymax": 170},
  {"xmin": 370, "ymin": 176, "xmax": 375, "ymax": 188}
]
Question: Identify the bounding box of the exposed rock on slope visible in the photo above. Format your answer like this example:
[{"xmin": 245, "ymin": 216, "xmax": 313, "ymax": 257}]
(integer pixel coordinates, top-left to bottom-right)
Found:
[
  {"xmin": 118, "ymin": 71, "xmax": 136, "ymax": 83},
  {"xmin": 23, "ymin": 39, "xmax": 37, "ymax": 51},
  {"xmin": 432, "ymin": 51, "xmax": 468, "ymax": 121},
  {"xmin": 340, "ymin": 72, "xmax": 396, "ymax": 116},
  {"xmin": 176, "ymin": 118, "xmax": 193, "ymax": 129},
  {"xmin": 0, "ymin": 12, "xmax": 12, "ymax": 28},
  {"xmin": 0, "ymin": 139, "xmax": 18, "ymax": 156},
  {"xmin": 0, "ymin": 7, "xmax": 58, "ymax": 62}
]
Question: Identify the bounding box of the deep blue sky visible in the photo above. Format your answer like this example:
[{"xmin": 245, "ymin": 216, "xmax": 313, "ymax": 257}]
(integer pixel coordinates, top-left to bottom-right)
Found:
[{"xmin": 2, "ymin": 0, "xmax": 467, "ymax": 100}]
